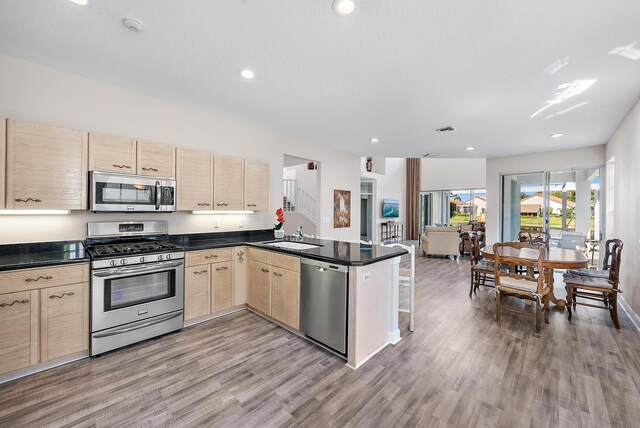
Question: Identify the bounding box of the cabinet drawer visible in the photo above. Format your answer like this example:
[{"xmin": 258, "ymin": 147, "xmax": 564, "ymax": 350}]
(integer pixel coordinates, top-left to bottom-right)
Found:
[
  {"xmin": 271, "ymin": 253, "xmax": 300, "ymax": 272},
  {"xmin": 248, "ymin": 248, "xmax": 272, "ymax": 265},
  {"xmin": 186, "ymin": 248, "xmax": 233, "ymax": 266},
  {"xmin": 0, "ymin": 264, "xmax": 89, "ymax": 294}
]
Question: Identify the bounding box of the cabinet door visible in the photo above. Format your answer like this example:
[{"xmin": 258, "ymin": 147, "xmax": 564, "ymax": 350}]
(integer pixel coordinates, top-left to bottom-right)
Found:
[
  {"xmin": 184, "ymin": 265, "xmax": 211, "ymax": 320},
  {"xmin": 214, "ymin": 155, "xmax": 243, "ymax": 210},
  {"xmin": 248, "ymin": 261, "xmax": 271, "ymax": 315},
  {"xmin": 0, "ymin": 290, "xmax": 39, "ymax": 375},
  {"xmin": 176, "ymin": 148, "xmax": 212, "ymax": 211},
  {"xmin": 244, "ymin": 159, "xmax": 269, "ymax": 211},
  {"xmin": 136, "ymin": 140, "xmax": 175, "ymax": 178},
  {"xmin": 88, "ymin": 133, "xmax": 136, "ymax": 173},
  {"xmin": 40, "ymin": 282, "xmax": 89, "ymax": 362},
  {"xmin": 271, "ymin": 267, "xmax": 300, "ymax": 330},
  {"xmin": 212, "ymin": 261, "xmax": 234, "ymax": 313},
  {"xmin": 6, "ymin": 120, "xmax": 88, "ymax": 210}
]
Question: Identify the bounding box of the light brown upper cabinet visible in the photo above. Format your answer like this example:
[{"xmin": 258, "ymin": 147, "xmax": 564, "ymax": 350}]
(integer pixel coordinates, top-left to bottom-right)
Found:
[
  {"xmin": 6, "ymin": 120, "xmax": 88, "ymax": 210},
  {"xmin": 136, "ymin": 140, "xmax": 175, "ymax": 178},
  {"xmin": 244, "ymin": 159, "xmax": 269, "ymax": 211},
  {"xmin": 88, "ymin": 133, "xmax": 137, "ymax": 174},
  {"xmin": 1, "ymin": 119, "xmax": 6, "ymax": 209},
  {"xmin": 214, "ymin": 155, "xmax": 243, "ymax": 210},
  {"xmin": 176, "ymin": 148, "xmax": 213, "ymax": 210}
]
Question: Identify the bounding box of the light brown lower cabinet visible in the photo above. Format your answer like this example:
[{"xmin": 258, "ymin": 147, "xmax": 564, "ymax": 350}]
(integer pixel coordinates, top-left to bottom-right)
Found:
[
  {"xmin": 248, "ymin": 261, "xmax": 271, "ymax": 315},
  {"xmin": 271, "ymin": 267, "xmax": 300, "ymax": 330},
  {"xmin": 40, "ymin": 282, "xmax": 89, "ymax": 362},
  {"xmin": 0, "ymin": 290, "xmax": 39, "ymax": 375},
  {"xmin": 184, "ymin": 260, "xmax": 234, "ymax": 322},
  {"xmin": 0, "ymin": 263, "xmax": 90, "ymax": 376},
  {"xmin": 184, "ymin": 265, "xmax": 211, "ymax": 321},
  {"xmin": 247, "ymin": 250, "xmax": 300, "ymax": 330}
]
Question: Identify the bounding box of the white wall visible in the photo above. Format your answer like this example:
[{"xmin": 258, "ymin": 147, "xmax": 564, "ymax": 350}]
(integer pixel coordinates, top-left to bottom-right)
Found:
[
  {"xmin": 420, "ymin": 158, "xmax": 486, "ymax": 191},
  {"xmin": 374, "ymin": 158, "xmax": 406, "ymax": 242},
  {"xmin": 484, "ymin": 145, "xmax": 606, "ymax": 244},
  {"xmin": 606, "ymin": 97, "xmax": 640, "ymax": 317},
  {"xmin": 0, "ymin": 54, "xmax": 360, "ymax": 243}
]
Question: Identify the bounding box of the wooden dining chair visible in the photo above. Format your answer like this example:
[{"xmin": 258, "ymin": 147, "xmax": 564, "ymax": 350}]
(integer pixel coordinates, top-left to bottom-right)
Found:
[
  {"xmin": 469, "ymin": 232, "xmax": 495, "ymax": 297},
  {"xmin": 493, "ymin": 242, "xmax": 550, "ymax": 333},
  {"xmin": 518, "ymin": 229, "xmax": 551, "ymax": 247},
  {"xmin": 564, "ymin": 240, "xmax": 624, "ymax": 329}
]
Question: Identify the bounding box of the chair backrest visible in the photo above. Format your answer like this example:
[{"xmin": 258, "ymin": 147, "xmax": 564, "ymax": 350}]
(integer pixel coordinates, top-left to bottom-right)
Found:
[
  {"xmin": 493, "ymin": 242, "xmax": 547, "ymax": 294},
  {"xmin": 603, "ymin": 238, "xmax": 623, "ymax": 271},
  {"xmin": 469, "ymin": 232, "xmax": 482, "ymax": 266},
  {"xmin": 518, "ymin": 229, "xmax": 551, "ymax": 248},
  {"xmin": 558, "ymin": 231, "xmax": 586, "ymax": 250},
  {"xmin": 606, "ymin": 240, "xmax": 624, "ymax": 289}
]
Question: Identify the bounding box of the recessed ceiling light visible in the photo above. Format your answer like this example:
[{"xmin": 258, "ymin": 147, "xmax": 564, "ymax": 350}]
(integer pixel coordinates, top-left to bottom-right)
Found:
[
  {"xmin": 466, "ymin": 146, "xmax": 475, "ymax": 151},
  {"xmin": 370, "ymin": 137, "xmax": 379, "ymax": 143},
  {"xmin": 550, "ymin": 133, "xmax": 565, "ymax": 138},
  {"xmin": 69, "ymin": 0, "xmax": 88, "ymax": 5},
  {"xmin": 333, "ymin": 0, "xmax": 355, "ymax": 15},
  {"xmin": 239, "ymin": 69, "xmax": 255, "ymax": 80}
]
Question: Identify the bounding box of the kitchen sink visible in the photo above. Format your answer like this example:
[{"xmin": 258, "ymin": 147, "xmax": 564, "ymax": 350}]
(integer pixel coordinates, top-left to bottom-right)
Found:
[{"xmin": 264, "ymin": 241, "xmax": 321, "ymax": 251}]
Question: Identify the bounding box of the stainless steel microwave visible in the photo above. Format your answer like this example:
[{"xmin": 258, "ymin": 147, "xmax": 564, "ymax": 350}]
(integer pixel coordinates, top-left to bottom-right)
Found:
[{"xmin": 90, "ymin": 171, "xmax": 176, "ymax": 212}]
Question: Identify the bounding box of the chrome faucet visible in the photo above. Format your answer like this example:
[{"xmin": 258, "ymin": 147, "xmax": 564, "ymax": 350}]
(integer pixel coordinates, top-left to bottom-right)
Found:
[{"xmin": 298, "ymin": 226, "xmax": 303, "ymax": 240}]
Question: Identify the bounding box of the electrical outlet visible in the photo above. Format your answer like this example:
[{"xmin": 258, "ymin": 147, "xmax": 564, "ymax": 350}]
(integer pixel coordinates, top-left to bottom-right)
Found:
[
  {"xmin": 363, "ymin": 273, "xmax": 371, "ymax": 281},
  {"xmin": 238, "ymin": 219, "xmax": 244, "ymax": 228},
  {"xmin": 214, "ymin": 219, "xmax": 220, "ymax": 229}
]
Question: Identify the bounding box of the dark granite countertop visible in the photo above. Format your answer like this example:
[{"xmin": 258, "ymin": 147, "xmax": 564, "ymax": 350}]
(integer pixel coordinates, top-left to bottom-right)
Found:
[
  {"xmin": 0, "ymin": 229, "xmax": 407, "ymax": 272},
  {"xmin": 170, "ymin": 230, "xmax": 407, "ymax": 266},
  {"xmin": 0, "ymin": 241, "xmax": 89, "ymax": 272}
]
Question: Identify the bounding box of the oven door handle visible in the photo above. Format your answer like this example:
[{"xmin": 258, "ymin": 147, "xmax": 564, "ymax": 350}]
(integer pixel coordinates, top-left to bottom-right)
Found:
[
  {"xmin": 93, "ymin": 260, "xmax": 184, "ymax": 277},
  {"xmin": 92, "ymin": 311, "xmax": 183, "ymax": 338}
]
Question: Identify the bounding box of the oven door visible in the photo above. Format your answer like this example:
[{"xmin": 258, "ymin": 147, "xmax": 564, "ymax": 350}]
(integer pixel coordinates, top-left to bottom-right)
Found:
[
  {"xmin": 90, "ymin": 171, "xmax": 176, "ymax": 212},
  {"xmin": 91, "ymin": 260, "xmax": 184, "ymax": 332}
]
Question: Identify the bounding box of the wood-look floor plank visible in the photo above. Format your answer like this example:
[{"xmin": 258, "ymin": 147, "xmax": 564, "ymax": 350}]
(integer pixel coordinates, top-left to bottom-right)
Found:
[{"xmin": 1, "ymin": 245, "xmax": 640, "ymax": 427}]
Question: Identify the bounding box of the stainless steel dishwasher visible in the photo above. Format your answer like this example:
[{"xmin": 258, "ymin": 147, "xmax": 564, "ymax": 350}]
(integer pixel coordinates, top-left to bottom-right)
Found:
[{"xmin": 300, "ymin": 258, "xmax": 348, "ymax": 355}]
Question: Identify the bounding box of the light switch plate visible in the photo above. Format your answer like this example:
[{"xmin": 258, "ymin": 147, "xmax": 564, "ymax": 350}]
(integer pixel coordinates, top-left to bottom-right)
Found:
[{"xmin": 214, "ymin": 219, "xmax": 220, "ymax": 228}]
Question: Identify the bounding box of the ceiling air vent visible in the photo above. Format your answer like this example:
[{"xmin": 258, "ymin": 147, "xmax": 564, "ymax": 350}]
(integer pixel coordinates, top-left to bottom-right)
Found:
[{"xmin": 434, "ymin": 126, "xmax": 456, "ymax": 133}]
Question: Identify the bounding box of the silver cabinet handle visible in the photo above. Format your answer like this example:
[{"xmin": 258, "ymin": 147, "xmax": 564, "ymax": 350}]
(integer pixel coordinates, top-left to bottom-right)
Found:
[
  {"xmin": 15, "ymin": 198, "xmax": 42, "ymax": 203},
  {"xmin": 112, "ymin": 164, "xmax": 131, "ymax": 169},
  {"xmin": 197, "ymin": 203, "xmax": 211, "ymax": 207},
  {"xmin": 237, "ymin": 251, "xmax": 245, "ymax": 262},
  {"xmin": 193, "ymin": 269, "xmax": 208, "ymax": 275},
  {"xmin": 215, "ymin": 266, "xmax": 228, "ymax": 271},
  {"xmin": 25, "ymin": 275, "xmax": 53, "ymax": 282},
  {"xmin": 49, "ymin": 292, "xmax": 75, "ymax": 299},
  {"xmin": 0, "ymin": 299, "xmax": 29, "ymax": 307},
  {"xmin": 142, "ymin": 167, "xmax": 159, "ymax": 172}
]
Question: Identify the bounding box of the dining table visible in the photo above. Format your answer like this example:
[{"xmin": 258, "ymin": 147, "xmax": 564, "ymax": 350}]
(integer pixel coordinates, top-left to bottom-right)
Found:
[{"xmin": 481, "ymin": 245, "xmax": 589, "ymax": 308}]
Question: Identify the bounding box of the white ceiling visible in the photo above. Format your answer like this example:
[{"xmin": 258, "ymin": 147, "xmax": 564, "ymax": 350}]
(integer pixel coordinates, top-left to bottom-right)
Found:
[{"xmin": 1, "ymin": 1, "xmax": 639, "ymax": 158}]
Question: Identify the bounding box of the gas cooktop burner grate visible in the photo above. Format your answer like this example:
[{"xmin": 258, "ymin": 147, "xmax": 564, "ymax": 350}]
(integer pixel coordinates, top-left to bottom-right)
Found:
[{"xmin": 91, "ymin": 241, "xmax": 182, "ymax": 256}]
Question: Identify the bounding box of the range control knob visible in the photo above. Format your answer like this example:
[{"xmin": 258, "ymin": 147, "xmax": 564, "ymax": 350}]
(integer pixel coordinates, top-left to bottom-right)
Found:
[
  {"xmin": 139, "ymin": 256, "xmax": 147, "ymax": 263},
  {"xmin": 109, "ymin": 260, "xmax": 117, "ymax": 266},
  {"xmin": 157, "ymin": 254, "xmax": 164, "ymax": 261},
  {"xmin": 165, "ymin": 254, "xmax": 171, "ymax": 260},
  {"xmin": 120, "ymin": 259, "xmax": 128, "ymax": 265}
]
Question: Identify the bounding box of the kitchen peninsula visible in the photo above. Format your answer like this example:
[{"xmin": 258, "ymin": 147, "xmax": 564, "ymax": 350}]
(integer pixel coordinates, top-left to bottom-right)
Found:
[{"xmin": 0, "ymin": 230, "xmax": 406, "ymax": 383}]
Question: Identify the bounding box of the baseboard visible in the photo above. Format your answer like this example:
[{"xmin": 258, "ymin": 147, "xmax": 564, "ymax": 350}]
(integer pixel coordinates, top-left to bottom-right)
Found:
[
  {"xmin": 389, "ymin": 328, "xmax": 402, "ymax": 345},
  {"xmin": 0, "ymin": 351, "xmax": 89, "ymax": 385},
  {"xmin": 619, "ymin": 296, "xmax": 640, "ymax": 333},
  {"xmin": 349, "ymin": 341, "xmax": 391, "ymax": 369},
  {"xmin": 183, "ymin": 304, "xmax": 247, "ymax": 327}
]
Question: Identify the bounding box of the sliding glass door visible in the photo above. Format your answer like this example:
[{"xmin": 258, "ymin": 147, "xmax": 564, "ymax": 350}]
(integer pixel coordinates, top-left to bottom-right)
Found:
[
  {"xmin": 500, "ymin": 168, "xmax": 602, "ymax": 264},
  {"xmin": 420, "ymin": 188, "xmax": 487, "ymax": 231}
]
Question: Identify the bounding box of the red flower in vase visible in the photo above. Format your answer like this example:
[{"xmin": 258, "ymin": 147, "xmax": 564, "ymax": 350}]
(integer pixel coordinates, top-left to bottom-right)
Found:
[{"xmin": 274, "ymin": 208, "xmax": 285, "ymax": 230}]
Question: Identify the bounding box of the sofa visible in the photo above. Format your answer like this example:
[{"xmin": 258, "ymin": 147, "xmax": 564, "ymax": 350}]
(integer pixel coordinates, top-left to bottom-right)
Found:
[{"xmin": 421, "ymin": 226, "xmax": 460, "ymax": 258}]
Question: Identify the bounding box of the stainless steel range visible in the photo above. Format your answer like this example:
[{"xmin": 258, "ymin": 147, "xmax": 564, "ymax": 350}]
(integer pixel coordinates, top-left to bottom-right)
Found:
[{"xmin": 86, "ymin": 221, "xmax": 184, "ymax": 356}]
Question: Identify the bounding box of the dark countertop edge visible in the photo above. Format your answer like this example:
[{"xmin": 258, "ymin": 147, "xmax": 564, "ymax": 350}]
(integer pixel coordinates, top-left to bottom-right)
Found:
[
  {"xmin": 245, "ymin": 242, "xmax": 408, "ymax": 266},
  {"xmin": 0, "ymin": 257, "xmax": 89, "ymax": 272}
]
